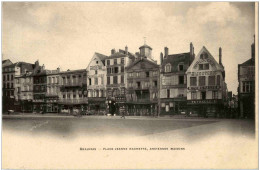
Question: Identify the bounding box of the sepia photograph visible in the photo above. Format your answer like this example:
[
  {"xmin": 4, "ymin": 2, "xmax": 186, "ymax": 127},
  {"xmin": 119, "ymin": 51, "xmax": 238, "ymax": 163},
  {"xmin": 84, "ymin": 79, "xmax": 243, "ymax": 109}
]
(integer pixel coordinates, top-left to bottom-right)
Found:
[{"xmin": 2, "ymin": 2, "xmax": 258, "ymax": 169}]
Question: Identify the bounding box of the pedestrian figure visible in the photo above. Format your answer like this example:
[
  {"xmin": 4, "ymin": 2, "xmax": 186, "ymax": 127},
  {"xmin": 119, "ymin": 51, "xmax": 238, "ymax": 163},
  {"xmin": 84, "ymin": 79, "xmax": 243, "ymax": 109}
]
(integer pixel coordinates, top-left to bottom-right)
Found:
[{"xmin": 121, "ymin": 106, "xmax": 125, "ymax": 119}]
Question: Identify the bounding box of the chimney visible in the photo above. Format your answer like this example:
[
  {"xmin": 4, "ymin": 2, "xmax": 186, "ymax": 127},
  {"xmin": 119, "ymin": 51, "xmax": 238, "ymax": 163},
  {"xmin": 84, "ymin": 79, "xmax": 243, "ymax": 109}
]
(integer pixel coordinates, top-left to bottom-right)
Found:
[
  {"xmin": 252, "ymin": 35, "xmax": 255, "ymax": 60},
  {"xmin": 42, "ymin": 64, "xmax": 45, "ymax": 70},
  {"xmin": 190, "ymin": 42, "xmax": 194, "ymax": 56},
  {"xmin": 219, "ymin": 47, "xmax": 222, "ymax": 65},
  {"xmin": 164, "ymin": 47, "xmax": 168, "ymax": 58},
  {"xmin": 125, "ymin": 46, "xmax": 128, "ymax": 55},
  {"xmin": 160, "ymin": 52, "xmax": 164, "ymax": 64},
  {"xmin": 111, "ymin": 49, "xmax": 115, "ymax": 55},
  {"xmin": 57, "ymin": 67, "xmax": 60, "ymax": 72}
]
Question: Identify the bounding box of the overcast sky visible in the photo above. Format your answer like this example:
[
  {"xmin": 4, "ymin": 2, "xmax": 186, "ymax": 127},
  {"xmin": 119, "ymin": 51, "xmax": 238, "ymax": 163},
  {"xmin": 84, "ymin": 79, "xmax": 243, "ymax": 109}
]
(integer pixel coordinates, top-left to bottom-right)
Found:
[{"xmin": 2, "ymin": 2, "xmax": 255, "ymax": 94}]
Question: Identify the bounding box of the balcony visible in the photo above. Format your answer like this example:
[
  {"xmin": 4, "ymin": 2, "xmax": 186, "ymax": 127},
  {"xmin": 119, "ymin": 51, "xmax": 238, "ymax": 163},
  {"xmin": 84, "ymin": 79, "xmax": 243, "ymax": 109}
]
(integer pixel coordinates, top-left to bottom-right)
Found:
[
  {"xmin": 60, "ymin": 82, "xmax": 87, "ymax": 88},
  {"xmin": 59, "ymin": 98, "xmax": 88, "ymax": 105}
]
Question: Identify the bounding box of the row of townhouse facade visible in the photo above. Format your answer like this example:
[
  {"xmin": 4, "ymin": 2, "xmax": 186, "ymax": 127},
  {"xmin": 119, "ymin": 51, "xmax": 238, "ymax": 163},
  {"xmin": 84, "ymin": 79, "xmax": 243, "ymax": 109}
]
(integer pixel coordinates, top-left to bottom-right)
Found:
[{"xmin": 3, "ymin": 42, "xmax": 229, "ymax": 117}]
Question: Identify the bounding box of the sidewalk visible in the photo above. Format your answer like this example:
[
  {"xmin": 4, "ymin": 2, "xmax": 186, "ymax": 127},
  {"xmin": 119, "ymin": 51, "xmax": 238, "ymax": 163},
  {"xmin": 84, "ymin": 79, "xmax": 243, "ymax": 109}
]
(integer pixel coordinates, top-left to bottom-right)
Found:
[{"xmin": 2, "ymin": 113, "xmax": 222, "ymax": 121}]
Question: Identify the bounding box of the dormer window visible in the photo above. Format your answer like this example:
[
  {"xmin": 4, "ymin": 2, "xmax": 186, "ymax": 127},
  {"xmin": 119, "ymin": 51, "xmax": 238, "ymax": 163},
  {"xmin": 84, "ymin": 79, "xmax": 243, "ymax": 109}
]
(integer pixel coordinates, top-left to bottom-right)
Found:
[
  {"xmin": 165, "ymin": 64, "xmax": 171, "ymax": 72},
  {"xmin": 178, "ymin": 64, "xmax": 184, "ymax": 71}
]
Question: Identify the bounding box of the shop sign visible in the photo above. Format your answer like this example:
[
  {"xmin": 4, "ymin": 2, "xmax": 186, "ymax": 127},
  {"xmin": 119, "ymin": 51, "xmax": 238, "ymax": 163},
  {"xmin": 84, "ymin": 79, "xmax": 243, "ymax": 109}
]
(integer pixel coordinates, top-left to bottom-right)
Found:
[
  {"xmin": 190, "ymin": 71, "xmax": 217, "ymax": 76},
  {"xmin": 188, "ymin": 99, "xmax": 219, "ymax": 104},
  {"xmin": 188, "ymin": 86, "xmax": 221, "ymax": 90}
]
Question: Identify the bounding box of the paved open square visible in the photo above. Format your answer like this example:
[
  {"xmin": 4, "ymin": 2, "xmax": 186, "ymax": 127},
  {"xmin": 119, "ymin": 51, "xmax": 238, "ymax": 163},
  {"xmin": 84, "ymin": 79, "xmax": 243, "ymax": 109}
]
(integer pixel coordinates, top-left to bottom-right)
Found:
[{"xmin": 2, "ymin": 115, "xmax": 255, "ymax": 140}]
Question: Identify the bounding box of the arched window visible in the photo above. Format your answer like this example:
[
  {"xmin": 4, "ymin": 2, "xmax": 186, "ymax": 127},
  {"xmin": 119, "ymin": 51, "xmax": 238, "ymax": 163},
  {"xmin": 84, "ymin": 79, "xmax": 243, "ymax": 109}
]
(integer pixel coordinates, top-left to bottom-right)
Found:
[{"xmin": 165, "ymin": 64, "xmax": 171, "ymax": 72}]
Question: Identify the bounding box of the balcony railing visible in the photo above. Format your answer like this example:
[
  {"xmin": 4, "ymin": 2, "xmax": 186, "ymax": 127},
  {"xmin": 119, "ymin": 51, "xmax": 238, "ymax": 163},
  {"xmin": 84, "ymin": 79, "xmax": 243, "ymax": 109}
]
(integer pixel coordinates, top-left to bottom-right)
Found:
[
  {"xmin": 59, "ymin": 98, "xmax": 88, "ymax": 104},
  {"xmin": 61, "ymin": 82, "xmax": 86, "ymax": 87}
]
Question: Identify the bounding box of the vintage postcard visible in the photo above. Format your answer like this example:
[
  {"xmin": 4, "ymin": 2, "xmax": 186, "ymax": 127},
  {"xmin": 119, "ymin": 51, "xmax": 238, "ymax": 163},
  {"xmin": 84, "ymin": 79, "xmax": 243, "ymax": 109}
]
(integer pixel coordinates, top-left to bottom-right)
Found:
[{"xmin": 2, "ymin": 2, "xmax": 258, "ymax": 169}]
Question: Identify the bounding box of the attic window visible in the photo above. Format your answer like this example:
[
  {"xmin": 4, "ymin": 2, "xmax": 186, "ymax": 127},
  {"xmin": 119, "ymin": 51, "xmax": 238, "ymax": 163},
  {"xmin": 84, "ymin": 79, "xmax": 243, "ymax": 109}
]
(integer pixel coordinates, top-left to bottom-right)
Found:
[
  {"xmin": 200, "ymin": 53, "xmax": 208, "ymax": 59},
  {"xmin": 179, "ymin": 64, "xmax": 184, "ymax": 71},
  {"xmin": 165, "ymin": 64, "xmax": 171, "ymax": 72},
  {"xmin": 96, "ymin": 61, "xmax": 98, "ymax": 64}
]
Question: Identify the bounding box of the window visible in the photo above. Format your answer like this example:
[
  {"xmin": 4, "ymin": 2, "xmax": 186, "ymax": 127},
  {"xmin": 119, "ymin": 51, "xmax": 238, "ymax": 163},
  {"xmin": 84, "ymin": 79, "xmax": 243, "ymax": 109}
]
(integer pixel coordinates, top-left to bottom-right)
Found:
[
  {"xmin": 95, "ymin": 78, "xmax": 98, "ymax": 85},
  {"xmin": 49, "ymin": 77, "xmax": 51, "ymax": 84},
  {"xmin": 11, "ymin": 75, "xmax": 13, "ymax": 80},
  {"xmin": 204, "ymin": 64, "xmax": 209, "ymax": 70},
  {"xmin": 67, "ymin": 94, "xmax": 70, "ymax": 99},
  {"xmin": 107, "ymin": 68, "xmax": 110, "ymax": 74},
  {"xmin": 129, "ymin": 73, "xmax": 133, "ymax": 77},
  {"xmin": 199, "ymin": 64, "xmax": 203, "ymax": 70},
  {"xmin": 107, "ymin": 60, "xmax": 110, "ymax": 66},
  {"xmin": 208, "ymin": 76, "xmax": 215, "ymax": 86},
  {"xmin": 201, "ymin": 91, "xmax": 206, "ymax": 100},
  {"xmin": 199, "ymin": 63, "xmax": 209, "ymax": 70},
  {"xmin": 89, "ymin": 78, "xmax": 92, "ymax": 85},
  {"xmin": 199, "ymin": 76, "xmax": 206, "ymax": 86},
  {"xmin": 63, "ymin": 94, "xmax": 66, "ymax": 98},
  {"xmin": 121, "ymin": 66, "xmax": 124, "ymax": 73},
  {"xmin": 73, "ymin": 94, "xmax": 76, "ymax": 98},
  {"xmin": 179, "ymin": 76, "xmax": 184, "ymax": 84},
  {"xmin": 191, "ymin": 92, "xmax": 197, "ymax": 99},
  {"xmin": 212, "ymin": 91, "xmax": 218, "ymax": 99},
  {"xmin": 154, "ymin": 81, "xmax": 157, "ymax": 87},
  {"xmin": 153, "ymin": 92, "xmax": 157, "ymax": 99},
  {"xmin": 179, "ymin": 64, "xmax": 184, "ymax": 71},
  {"xmin": 217, "ymin": 75, "xmax": 220, "ymax": 86},
  {"xmin": 96, "ymin": 61, "xmax": 98, "ymax": 64},
  {"xmin": 121, "ymin": 58, "xmax": 124, "ymax": 64},
  {"xmin": 190, "ymin": 77, "xmax": 197, "ymax": 86},
  {"xmin": 114, "ymin": 59, "xmax": 117, "ymax": 65},
  {"xmin": 101, "ymin": 77, "xmax": 104, "ymax": 85},
  {"xmin": 113, "ymin": 76, "xmax": 117, "ymax": 84},
  {"xmin": 165, "ymin": 64, "xmax": 171, "ymax": 72},
  {"xmin": 146, "ymin": 72, "xmax": 149, "ymax": 77},
  {"xmin": 200, "ymin": 53, "xmax": 208, "ymax": 59},
  {"xmin": 121, "ymin": 75, "xmax": 124, "ymax": 84},
  {"xmin": 11, "ymin": 83, "xmax": 13, "ymax": 88},
  {"xmin": 137, "ymin": 82, "xmax": 141, "ymax": 88},
  {"xmin": 56, "ymin": 76, "xmax": 59, "ymax": 84},
  {"xmin": 167, "ymin": 89, "xmax": 170, "ymax": 98},
  {"xmin": 7, "ymin": 75, "xmax": 9, "ymax": 81},
  {"xmin": 52, "ymin": 77, "xmax": 55, "ymax": 84},
  {"xmin": 114, "ymin": 67, "xmax": 118, "ymax": 73},
  {"xmin": 242, "ymin": 81, "xmax": 253, "ymax": 93},
  {"xmin": 107, "ymin": 76, "xmax": 110, "ymax": 85},
  {"xmin": 136, "ymin": 72, "xmax": 140, "ymax": 77},
  {"xmin": 95, "ymin": 70, "xmax": 98, "ymax": 75},
  {"xmin": 153, "ymin": 71, "xmax": 158, "ymax": 76},
  {"xmin": 62, "ymin": 77, "xmax": 66, "ymax": 85}
]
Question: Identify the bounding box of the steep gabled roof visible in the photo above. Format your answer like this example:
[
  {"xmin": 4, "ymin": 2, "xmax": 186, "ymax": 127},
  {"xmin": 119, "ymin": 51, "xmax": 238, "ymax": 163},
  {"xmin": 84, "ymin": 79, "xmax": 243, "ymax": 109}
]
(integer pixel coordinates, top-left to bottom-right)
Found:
[
  {"xmin": 95, "ymin": 52, "xmax": 107, "ymax": 61},
  {"xmin": 186, "ymin": 46, "xmax": 224, "ymax": 73},
  {"xmin": 161, "ymin": 52, "xmax": 191, "ymax": 73},
  {"xmin": 86, "ymin": 52, "xmax": 107, "ymax": 69}
]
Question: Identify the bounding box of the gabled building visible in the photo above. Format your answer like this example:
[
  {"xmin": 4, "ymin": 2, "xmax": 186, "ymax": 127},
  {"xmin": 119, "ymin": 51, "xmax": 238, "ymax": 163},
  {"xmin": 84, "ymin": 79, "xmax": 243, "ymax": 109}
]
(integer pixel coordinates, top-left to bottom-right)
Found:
[
  {"xmin": 125, "ymin": 44, "xmax": 160, "ymax": 116},
  {"xmin": 2, "ymin": 59, "xmax": 13, "ymax": 67},
  {"xmin": 238, "ymin": 37, "xmax": 255, "ymax": 119},
  {"xmin": 14, "ymin": 61, "xmax": 42, "ymax": 112},
  {"xmin": 186, "ymin": 46, "xmax": 226, "ymax": 117},
  {"xmin": 105, "ymin": 46, "xmax": 136, "ymax": 115},
  {"xmin": 159, "ymin": 43, "xmax": 195, "ymax": 115},
  {"xmin": 87, "ymin": 52, "xmax": 107, "ymax": 114}
]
